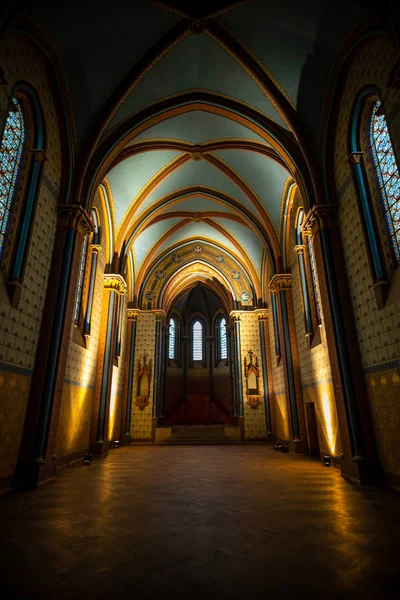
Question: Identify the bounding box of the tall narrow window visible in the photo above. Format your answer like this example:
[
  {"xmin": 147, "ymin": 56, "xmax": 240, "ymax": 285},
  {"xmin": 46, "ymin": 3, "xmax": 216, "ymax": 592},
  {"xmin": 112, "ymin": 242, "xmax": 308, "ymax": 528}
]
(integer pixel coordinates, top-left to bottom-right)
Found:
[
  {"xmin": 306, "ymin": 234, "xmax": 322, "ymax": 326},
  {"xmin": 219, "ymin": 317, "xmax": 227, "ymax": 359},
  {"xmin": 168, "ymin": 317, "xmax": 177, "ymax": 359},
  {"xmin": 370, "ymin": 100, "xmax": 400, "ymax": 263},
  {"xmin": 0, "ymin": 97, "xmax": 25, "ymax": 257},
  {"xmin": 192, "ymin": 319, "xmax": 203, "ymax": 361},
  {"xmin": 73, "ymin": 235, "xmax": 88, "ymax": 325}
]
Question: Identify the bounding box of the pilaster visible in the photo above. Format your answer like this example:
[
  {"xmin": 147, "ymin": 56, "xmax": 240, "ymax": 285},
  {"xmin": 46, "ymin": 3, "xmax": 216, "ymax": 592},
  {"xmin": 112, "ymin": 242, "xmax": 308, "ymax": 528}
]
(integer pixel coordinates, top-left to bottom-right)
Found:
[
  {"xmin": 303, "ymin": 204, "xmax": 382, "ymax": 484},
  {"xmin": 256, "ymin": 309, "xmax": 276, "ymax": 440},
  {"xmin": 270, "ymin": 275, "xmax": 306, "ymax": 453},
  {"xmin": 13, "ymin": 204, "xmax": 93, "ymax": 490}
]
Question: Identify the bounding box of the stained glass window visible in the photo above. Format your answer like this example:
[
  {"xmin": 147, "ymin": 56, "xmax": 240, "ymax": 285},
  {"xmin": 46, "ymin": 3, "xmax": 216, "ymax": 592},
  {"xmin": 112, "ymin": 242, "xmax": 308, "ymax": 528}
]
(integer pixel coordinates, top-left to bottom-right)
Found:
[
  {"xmin": 0, "ymin": 97, "xmax": 25, "ymax": 257},
  {"xmin": 370, "ymin": 100, "xmax": 400, "ymax": 263},
  {"xmin": 306, "ymin": 235, "xmax": 322, "ymax": 326},
  {"xmin": 192, "ymin": 320, "xmax": 203, "ymax": 361},
  {"xmin": 168, "ymin": 318, "xmax": 176, "ymax": 359},
  {"xmin": 73, "ymin": 235, "xmax": 88, "ymax": 325},
  {"xmin": 219, "ymin": 317, "xmax": 227, "ymax": 360}
]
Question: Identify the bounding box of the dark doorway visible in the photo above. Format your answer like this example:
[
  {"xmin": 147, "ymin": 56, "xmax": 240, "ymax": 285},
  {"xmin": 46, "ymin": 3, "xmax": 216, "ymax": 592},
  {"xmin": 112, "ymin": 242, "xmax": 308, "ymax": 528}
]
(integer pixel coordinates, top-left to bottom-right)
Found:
[{"xmin": 306, "ymin": 402, "xmax": 320, "ymax": 459}]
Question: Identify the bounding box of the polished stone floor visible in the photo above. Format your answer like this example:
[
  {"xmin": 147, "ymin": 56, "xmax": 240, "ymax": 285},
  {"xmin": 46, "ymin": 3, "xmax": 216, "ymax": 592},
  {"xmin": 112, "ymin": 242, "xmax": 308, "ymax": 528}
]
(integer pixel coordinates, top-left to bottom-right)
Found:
[{"xmin": 1, "ymin": 446, "xmax": 400, "ymax": 599}]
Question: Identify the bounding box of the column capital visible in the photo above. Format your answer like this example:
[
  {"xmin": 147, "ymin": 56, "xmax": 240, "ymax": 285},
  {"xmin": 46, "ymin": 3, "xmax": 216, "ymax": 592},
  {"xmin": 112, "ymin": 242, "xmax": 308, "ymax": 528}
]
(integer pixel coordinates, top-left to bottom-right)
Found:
[
  {"xmin": 303, "ymin": 204, "xmax": 338, "ymax": 236},
  {"xmin": 270, "ymin": 274, "xmax": 292, "ymax": 293},
  {"xmin": 348, "ymin": 151, "xmax": 365, "ymax": 165},
  {"xmin": 230, "ymin": 311, "xmax": 242, "ymax": 322},
  {"xmin": 255, "ymin": 309, "xmax": 269, "ymax": 322},
  {"xmin": 127, "ymin": 309, "xmax": 140, "ymax": 321},
  {"xmin": 104, "ymin": 274, "xmax": 127, "ymax": 295},
  {"xmin": 31, "ymin": 148, "xmax": 47, "ymax": 163},
  {"xmin": 294, "ymin": 244, "xmax": 305, "ymax": 256},
  {"xmin": 91, "ymin": 244, "xmax": 101, "ymax": 255},
  {"xmin": 57, "ymin": 204, "xmax": 94, "ymax": 237},
  {"xmin": 154, "ymin": 310, "xmax": 165, "ymax": 322}
]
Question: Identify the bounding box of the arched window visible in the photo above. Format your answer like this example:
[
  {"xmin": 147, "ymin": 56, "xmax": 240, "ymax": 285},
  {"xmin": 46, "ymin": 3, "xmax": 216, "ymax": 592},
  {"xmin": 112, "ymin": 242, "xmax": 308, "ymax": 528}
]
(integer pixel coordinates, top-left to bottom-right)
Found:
[
  {"xmin": 168, "ymin": 317, "xmax": 177, "ymax": 359},
  {"xmin": 73, "ymin": 235, "xmax": 88, "ymax": 326},
  {"xmin": 219, "ymin": 317, "xmax": 227, "ymax": 360},
  {"xmin": 370, "ymin": 99, "xmax": 400, "ymax": 263},
  {"xmin": 192, "ymin": 319, "xmax": 204, "ymax": 361},
  {"xmin": 0, "ymin": 97, "xmax": 25, "ymax": 258},
  {"xmin": 305, "ymin": 233, "xmax": 322, "ymax": 326}
]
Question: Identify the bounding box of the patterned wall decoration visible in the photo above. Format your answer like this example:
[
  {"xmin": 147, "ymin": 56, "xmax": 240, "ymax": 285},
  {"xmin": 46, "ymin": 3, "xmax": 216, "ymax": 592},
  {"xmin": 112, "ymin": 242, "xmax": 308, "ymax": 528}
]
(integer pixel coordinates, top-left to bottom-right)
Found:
[
  {"xmin": 0, "ymin": 32, "xmax": 63, "ymax": 485},
  {"xmin": 56, "ymin": 196, "xmax": 107, "ymax": 457},
  {"xmin": 0, "ymin": 367, "xmax": 31, "ymax": 482},
  {"xmin": 238, "ymin": 311, "xmax": 267, "ymax": 439},
  {"xmin": 333, "ymin": 34, "xmax": 400, "ymax": 480},
  {"xmin": 140, "ymin": 241, "xmax": 254, "ymax": 309},
  {"xmin": 289, "ymin": 193, "xmax": 341, "ymax": 457},
  {"xmin": 267, "ymin": 290, "xmax": 289, "ymax": 440},
  {"xmin": 130, "ymin": 311, "xmax": 156, "ymax": 441}
]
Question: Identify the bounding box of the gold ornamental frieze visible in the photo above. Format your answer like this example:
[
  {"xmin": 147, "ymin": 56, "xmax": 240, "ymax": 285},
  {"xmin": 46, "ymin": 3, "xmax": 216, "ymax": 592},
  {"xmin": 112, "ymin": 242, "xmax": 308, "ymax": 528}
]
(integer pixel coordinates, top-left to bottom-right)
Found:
[{"xmin": 270, "ymin": 274, "xmax": 292, "ymax": 294}]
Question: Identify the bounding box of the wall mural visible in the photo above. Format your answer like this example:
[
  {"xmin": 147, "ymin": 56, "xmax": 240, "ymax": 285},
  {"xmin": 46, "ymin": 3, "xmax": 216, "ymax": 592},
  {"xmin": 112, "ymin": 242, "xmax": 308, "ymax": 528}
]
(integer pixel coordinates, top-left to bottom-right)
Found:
[
  {"xmin": 244, "ymin": 349, "xmax": 261, "ymax": 410},
  {"xmin": 135, "ymin": 354, "xmax": 152, "ymax": 411},
  {"xmin": 140, "ymin": 241, "xmax": 255, "ymax": 309}
]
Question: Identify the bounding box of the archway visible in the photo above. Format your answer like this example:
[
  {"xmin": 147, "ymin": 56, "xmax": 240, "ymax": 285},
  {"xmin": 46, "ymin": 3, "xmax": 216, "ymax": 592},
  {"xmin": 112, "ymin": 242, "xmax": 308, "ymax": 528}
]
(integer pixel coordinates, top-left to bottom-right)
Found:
[{"xmin": 162, "ymin": 284, "xmax": 234, "ymax": 426}]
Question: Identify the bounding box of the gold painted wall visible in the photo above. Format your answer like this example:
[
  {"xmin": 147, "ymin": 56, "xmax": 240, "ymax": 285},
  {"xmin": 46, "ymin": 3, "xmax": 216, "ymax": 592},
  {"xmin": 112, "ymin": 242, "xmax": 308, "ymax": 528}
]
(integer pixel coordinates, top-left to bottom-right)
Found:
[
  {"xmin": 288, "ymin": 192, "xmax": 341, "ymax": 457},
  {"xmin": 333, "ymin": 34, "xmax": 400, "ymax": 482},
  {"xmin": 130, "ymin": 312, "xmax": 156, "ymax": 441},
  {"xmin": 0, "ymin": 33, "xmax": 62, "ymax": 485},
  {"xmin": 56, "ymin": 194, "xmax": 107, "ymax": 458},
  {"xmin": 238, "ymin": 312, "xmax": 267, "ymax": 439},
  {"xmin": 108, "ymin": 306, "xmax": 127, "ymax": 442},
  {"xmin": 267, "ymin": 291, "xmax": 289, "ymax": 440}
]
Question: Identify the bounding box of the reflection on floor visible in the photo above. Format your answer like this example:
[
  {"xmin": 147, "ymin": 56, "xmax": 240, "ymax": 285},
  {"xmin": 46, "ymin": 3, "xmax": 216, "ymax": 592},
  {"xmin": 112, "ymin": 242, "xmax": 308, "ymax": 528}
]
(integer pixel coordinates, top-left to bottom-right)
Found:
[{"xmin": 1, "ymin": 446, "xmax": 400, "ymax": 599}]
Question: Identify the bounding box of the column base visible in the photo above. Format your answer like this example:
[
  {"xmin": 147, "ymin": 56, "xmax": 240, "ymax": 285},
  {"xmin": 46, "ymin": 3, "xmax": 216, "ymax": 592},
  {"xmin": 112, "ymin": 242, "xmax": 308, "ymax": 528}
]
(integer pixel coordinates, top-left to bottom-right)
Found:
[
  {"xmin": 12, "ymin": 458, "xmax": 56, "ymax": 491},
  {"xmin": 90, "ymin": 440, "xmax": 109, "ymax": 458},
  {"xmin": 288, "ymin": 439, "xmax": 305, "ymax": 455},
  {"xmin": 341, "ymin": 455, "xmax": 384, "ymax": 486},
  {"xmin": 238, "ymin": 416, "xmax": 245, "ymax": 441},
  {"xmin": 151, "ymin": 419, "xmax": 157, "ymax": 444},
  {"xmin": 266, "ymin": 432, "xmax": 277, "ymax": 442},
  {"xmin": 121, "ymin": 433, "xmax": 131, "ymax": 446}
]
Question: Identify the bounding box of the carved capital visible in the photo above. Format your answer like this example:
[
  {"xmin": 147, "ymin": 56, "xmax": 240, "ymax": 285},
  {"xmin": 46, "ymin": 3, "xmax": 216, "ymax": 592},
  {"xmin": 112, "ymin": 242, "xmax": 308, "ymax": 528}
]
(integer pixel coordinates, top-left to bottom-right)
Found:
[
  {"xmin": 294, "ymin": 244, "xmax": 305, "ymax": 256},
  {"xmin": 255, "ymin": 309, "xmax": 269, "ymax": 322},
  {"xmin": 91, "ymin": 244, "xmax": 101, "ymax": 255},
  {"xmin": 303, "ymin": 204, "xmax": 337, "ymax": 236},
  {"xmin": 230, "ymin": 311, "xmax": 242, "ymax": 322},
  {"xmin": 348, "ymin": 151, "xmax": 365, "ymax": 165},
  {"xmin": 154, "ymin": 311, "xmax": 165, "ymax": 322},
  {"xmin": 127, "ymin": 309, "xmax": 140, "ymax": 321},
  {"xmin": 31, "ymin": 148, "xmax": 47, "ymax": 163},
  {"xmin": 270, "ymin": 274, "xmax": 292, "ymax": 293},
  {"xmin": 57, "ymin": 204, "xmax": 94, "ymax": 238},
  {"xmin": 104, "ymin": 274, "xmax": 127, "ymax": 295}
]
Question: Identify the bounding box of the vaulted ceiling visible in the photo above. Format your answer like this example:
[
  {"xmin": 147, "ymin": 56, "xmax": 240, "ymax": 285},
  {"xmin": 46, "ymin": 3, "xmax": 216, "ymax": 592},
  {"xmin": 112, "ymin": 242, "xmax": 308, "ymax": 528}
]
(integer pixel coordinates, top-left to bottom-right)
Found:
[{"xmin": 15, "ymin": 0, "xmax": 376, "ymax": 306}]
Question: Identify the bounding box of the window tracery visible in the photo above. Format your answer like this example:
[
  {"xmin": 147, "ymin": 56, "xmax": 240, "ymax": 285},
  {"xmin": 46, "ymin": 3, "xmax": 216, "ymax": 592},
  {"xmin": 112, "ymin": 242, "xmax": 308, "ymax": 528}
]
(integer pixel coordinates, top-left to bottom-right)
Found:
[
  {"xmin": 370, "ymin": 100, "xmax": 400, "ymax": 263},
  {"xmin": 192, "ymin": 319, "xmax": 203, "ymax": 361},
  {"xmin": 73, "ymin": 235, "xmax": 88, "ymax": 326},
  {"xmin": 0, "ymin": 97, "xmax": 25, "ymax": 257},
  {"xmin": 219, "ymin": 317, "xmax": 227, "ymax": 360},
  {"xmin": 169, "ymin": 317, "xmax": 177, "ymax": 360}
]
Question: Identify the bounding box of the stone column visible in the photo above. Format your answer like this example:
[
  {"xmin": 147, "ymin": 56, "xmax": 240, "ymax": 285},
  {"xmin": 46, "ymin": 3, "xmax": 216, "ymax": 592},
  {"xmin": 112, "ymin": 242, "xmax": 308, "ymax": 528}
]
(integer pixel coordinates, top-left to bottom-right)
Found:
[
  {"xmin": 231, "ymin": 312, "xmax": 244, "ymax": 439},
  {"xmin": 152, "ymin": 311, "xmax": 165, "ymax": 441},
  {"xmin": 256, "ymin": 309, "xmax": 275, "ymax": 440},
  {"xmin": 207, "ymin": 336, "xmax": 214, "ymax": 403},
  {"xmin": 294, "ymin": 244, "xmax": 314, "ymax": 344},
  {"xmin": 227, "ymin": 323, "xmax": 237, "ymax": 417},
  {"xmin": 91, "ymin": 274, "xmax": 127, "ymax": 457},
  {"xmin": 121, "ymin": 309, "xmax": 139, "ymax": 445},
  {"xmin": 13, "ymin": 205, "xmax": 93, "ymax": 490},
  {"xmin": 270, "ymin": 275, "xmax": 306, "ymax": 454},
  {"xmin": 303, "ymin": 204, "xmax": 381, "ymax": 484}
]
